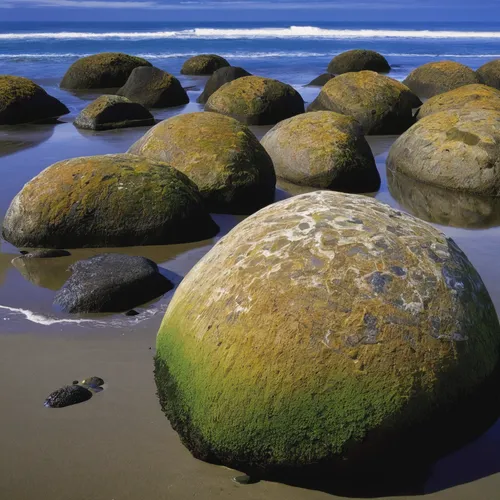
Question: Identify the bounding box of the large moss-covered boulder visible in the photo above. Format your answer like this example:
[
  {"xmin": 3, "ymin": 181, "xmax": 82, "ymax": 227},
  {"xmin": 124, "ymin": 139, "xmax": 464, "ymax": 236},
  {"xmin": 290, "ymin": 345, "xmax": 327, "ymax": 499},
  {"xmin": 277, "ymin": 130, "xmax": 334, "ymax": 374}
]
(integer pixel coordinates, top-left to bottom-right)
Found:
[
  {"xmin": 0, "ymin": 75, "xmax": 69, "ymax": 125},
  {"xmin": 308, "ymin": 71, "xmax": 418, "ymax": 135},
  {"xmin": 60, "ymin": 53, "xmax": 152, "ymax": 90},
  {"xmin": 327, "ymin": 49, "xmax": 390, "ymax": 74},
  {"xmin": 129, "ymin": 112, "xmax": 276, "ymax": 213},
  {"xmin": 155, "ymin": 190, "xmax": 500, "ymax": 476},
  {"xmin": 2, "ymin": 154, "xmax": 218, "ymax": 248},
  {"xmin": 74, "ymin": 95, "xmax": 154, "ymax": 130},
  {"xmin": 205, "ymin": 76, "xmax": 304, "ymax": 125},
  {"xmin": 180, "ymin": 54, "xmax": 230, "ymax": 75},
  {"xmin": 261, "ymin": 111, "xmax": 380, "ymax": 192},
  {"xmin": 387, "ymin": 108, "xmax": 500, "ymax": 195},
  {"xmin": 416, "ymin": 84, "xmax": 500, "ymax": 120},
  {"xmin": 197, "ymin": 67, "xmax": 251, "ymax": 104},
  {"xmin": 117, "ymin": 66, "xmax": 189, "ymax": 108},
  {"xmin": 403, "ymin": 61, "xmax": 481, "ymax": 99},
  {"xmin": 477, "ymin": 60, "xmax": 500, "ymax": 90}
]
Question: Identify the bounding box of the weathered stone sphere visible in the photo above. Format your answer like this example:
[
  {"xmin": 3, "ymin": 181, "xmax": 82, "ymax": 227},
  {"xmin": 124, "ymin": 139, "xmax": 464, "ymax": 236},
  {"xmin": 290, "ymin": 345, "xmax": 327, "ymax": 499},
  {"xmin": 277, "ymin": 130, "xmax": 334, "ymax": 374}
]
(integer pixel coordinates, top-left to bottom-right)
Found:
[
  {"xmin": 327, "ymin": 49, "xmax": 390, "ymax": 74},
  {"xmin": 308, "ymin": 71, "xmax": 418, "ymax": 134},
  {"xmin": 477, "ymin": 60, "xmax": 500, "ymax": 90},
  {"xmin": 197, "ymin": 66, "xmax": 251, "ymax": 104},
  {"xmin": 416, "ymin": 84, "xmax": 500, "ymax": 120},
  {"xmin": 180, "ymin": 54, "xmax": 230, "ymax": 75},
  {"xmin": 129, "ymin": 112, "xmax": 276, "ymax": 213},
  {"xmin": 155, "ymin": 191, "xmax": 500, "ymax": 475},
  {"xmin": 2, "ymin": 153, "xmax": 219, "ymax": 248},
  {"xmin": 0, "ymin": 75, "xmax": 69, "ymax": 125},
  {"xmin": 305, "ymin": 73, "xmax": 335, "ymax": 87},
  {"xmin": 387, "ymin": 108, "xmax": 500, "ymax": 195},
  {"xmin": 261, "ymin": 111, "xmax": 380, "ymax": 192},
  {"xmin": 205, "ymin": 76, "xmax": 304, "ymax": 125},
  {"xmin": 60, "ymin": 53, "xmax": 151, "ymax": 90},
  {"xmin": 403, "ymin": 61, "xmax": 481, "ymax": 99}
]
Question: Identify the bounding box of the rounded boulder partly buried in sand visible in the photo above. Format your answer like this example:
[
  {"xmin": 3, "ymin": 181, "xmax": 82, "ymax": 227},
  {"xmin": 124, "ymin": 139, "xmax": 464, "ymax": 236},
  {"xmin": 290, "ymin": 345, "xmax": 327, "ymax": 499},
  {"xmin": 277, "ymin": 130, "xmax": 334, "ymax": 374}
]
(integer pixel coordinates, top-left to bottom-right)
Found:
[
  {"xmin": 416, "ymin": 84, "xmax": 500, "ymax": 120},
  {"xmin": 60, "ymin": 53, "xmax": 152, "ymax": 90},
  {"xmin": 1, "ymin": 153, "xmax": 219, "ymax": 248},
  {"xmin": 403, "ymin": 61, "xmax": 481, "ymax": 99},
  {"xmin": 308, "ymin": 71, "xmax": 419, "ymax": 135},
  {"xmin": 205, "ymin": 76, "xmax": 304, "ymax": 125},
  {"xmin": 261, "ymin": 111, "xmax": 380, "ymax": 192},
  {"xmin": 128, "ymin": 112, "xmax": 276, "ymax": 213},
  {"xmin": 74, "ymin": 95, "xmax": 154, "ymax": 130},
  {"xmin": 387, "ymin": 108, "xmax": 500, "ymax": 195},
  {"xmin": 180, "ymin": 54, "xmax": 230, "ymax": 75},
  {"xmin": 0, "ymin": 75, "xmax": 69, "ymax": 125},
  {"xmin": 477, "ymin": 60, "xmax": 500, "ymax": 90},
  {"xmin": 197, "ymin": 66, "xmax": 251, "ymax": 104},
  {"xmin": 327, "ymin": 49, "xmax": 390, "ymax": 74},
  {"xmin": 117, "ymin": 66, "xmax": 189, "ymax": 108},
  {"xmin": 155, "ymin": 190, "xmax": 500, "ymax": 476}
]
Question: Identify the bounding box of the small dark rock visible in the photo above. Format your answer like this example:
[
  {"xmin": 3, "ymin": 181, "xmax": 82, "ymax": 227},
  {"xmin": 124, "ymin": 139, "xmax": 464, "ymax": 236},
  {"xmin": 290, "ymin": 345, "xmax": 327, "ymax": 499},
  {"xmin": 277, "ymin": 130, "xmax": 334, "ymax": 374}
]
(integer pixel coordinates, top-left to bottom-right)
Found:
[
  {"xmin": 17, "ymin": 249, "xmax": 71, "ymax": 259},
  {"xmin": 81, "ymin": 376, "xmax": 105, "ymax": 388},
  {"xmin": 72, "ymin": 380, "xmax": 79, "ymax": 385},
  {"xmin": 126, "ymin": 309, "xmax": 140, "ymax": 316},
  {"xmin": 44, "ymin": 385, "xmax": 92, "ymax": 408},
  {"xmin": 232, "ymin": 475, "xmax": 254, "ymax": 485},
  {"xmin": 305, "ymin": 73, "xmax": 335, "ymax": 87},
  {"xmin": 197, "ymin": 66, "xmax": 251, "ymax": 104}
]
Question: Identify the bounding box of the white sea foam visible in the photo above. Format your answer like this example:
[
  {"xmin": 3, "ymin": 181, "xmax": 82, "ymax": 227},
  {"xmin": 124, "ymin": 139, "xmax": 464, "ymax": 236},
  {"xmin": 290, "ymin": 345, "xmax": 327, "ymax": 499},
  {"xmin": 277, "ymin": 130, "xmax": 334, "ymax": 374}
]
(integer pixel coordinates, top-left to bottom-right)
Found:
[{"xmin": 0, "ymin": 26, "xmax": 500, "ymax": 41}]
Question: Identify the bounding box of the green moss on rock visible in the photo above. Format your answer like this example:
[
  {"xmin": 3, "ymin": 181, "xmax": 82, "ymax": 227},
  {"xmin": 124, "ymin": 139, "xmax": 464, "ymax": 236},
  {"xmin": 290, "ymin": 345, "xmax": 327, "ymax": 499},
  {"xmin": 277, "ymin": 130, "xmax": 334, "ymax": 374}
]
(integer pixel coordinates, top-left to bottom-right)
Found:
[
  {"xmin": 205, "ymin": 76, "xmax": 304, "ymax": 125},
  {"xmin": 180, "ymin": 54, "xmax": 230, "ymax": 75},
  {"xmin": 477, "ymin": 60, "xmax": 500, "ymax": 90},
  {"xmin": 128, "ymin": 112, "xmax": 276, "ymax": 214},
  {"xmin": 327, "ymin": 49, "xmax": 390, "ymax": 74},
  {"xmin": 155, "ymin": 191, "xmax": 500, "ymax": 474},
  {"xmin": 60, "ymin": 53, "xmax": 152, "ymax": 90},
  {"xmin": 0, "ymin": 75, "xmax": 69, "ymax": 125},
  {"xmin": 261, "ymin": 111, "xmax": 380, "ymax": 192},
  {"xmin": 1, "ymin": 153, "xmax": 219, "ymax": 248}
]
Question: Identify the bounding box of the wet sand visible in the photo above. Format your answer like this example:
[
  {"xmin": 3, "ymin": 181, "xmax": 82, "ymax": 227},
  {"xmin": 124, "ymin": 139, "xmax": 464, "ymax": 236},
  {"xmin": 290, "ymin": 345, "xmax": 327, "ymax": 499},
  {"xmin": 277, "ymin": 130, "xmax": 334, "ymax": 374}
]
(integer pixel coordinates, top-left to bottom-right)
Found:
[{"xmin": 2, "ymin": 81, "xmax": 500, "ymax": 500}]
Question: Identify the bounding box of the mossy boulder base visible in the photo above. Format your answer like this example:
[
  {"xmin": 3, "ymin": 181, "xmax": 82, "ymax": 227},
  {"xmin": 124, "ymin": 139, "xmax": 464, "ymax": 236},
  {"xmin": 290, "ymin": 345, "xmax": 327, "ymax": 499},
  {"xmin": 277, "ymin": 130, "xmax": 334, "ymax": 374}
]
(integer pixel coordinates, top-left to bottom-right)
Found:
[
  {"xmin": 0, "ymin": 75, "xmax": 69, "ymax": 125},
  {"xmin": 403, "ymin": 61, "xmax": 481, "ymax": 99},
  {"xmin": 129, "ymin": 112, "xmax": 276, "ymax": 213},
  {"xmin": 261, "ymin": 111, "xmax": 380, "ymax": 192},
  {"xmin": 74, "ymin": 95, "xmax": 154, "ymax": 130},
  {"xmin": 180, "ymin": 54, "xmax": 230, "ymax": 75},
  {"xmin": 205, "ymin": 76, "xmax": 304, "ymax": 125},
  {"xmin": 155, "ymin": 191, "xmax": 500, "ymax": 473},
  {"xmin": 388, "ymin": 108, "xmax": 500, "ymax": 195},
  {"xmin": 308, "ymin": 71, "xmax": 418, "ymax": 135},
  {"xmin": 197, "ymin": 66, "xmax": 251, "ymax": 104},
  {"xmin": 416, "ymin": 84, "xmax": 500, "ymax": 120},
  {"xmin": 60, "ymin": 53, "xmax": 152, "ymax": 90},
  {"xmin": 327, "ymin": 49, "xmax": 390, "ymax": 74},
  {"xmin": 117, "ymin": 66, "xmax": 189, "ymax": 108},
  {"xmin": 2, "ymin": 154, "xmax": 219, "ymax": 248},
  {"xmin": 477, "ymin": 60, "xmax": 500, "ymax": 90}
]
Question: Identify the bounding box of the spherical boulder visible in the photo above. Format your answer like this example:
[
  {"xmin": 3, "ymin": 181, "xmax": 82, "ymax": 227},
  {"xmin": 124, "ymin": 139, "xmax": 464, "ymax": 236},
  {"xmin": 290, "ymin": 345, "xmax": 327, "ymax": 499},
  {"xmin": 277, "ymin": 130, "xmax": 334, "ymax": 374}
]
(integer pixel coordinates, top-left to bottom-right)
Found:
[
  {"xmin": 416, "ymin": 84, "xmax": 500, "ymax": 120},
  {"xmin": 44, "ymin": 385, "xmax": 92, "ymax": 408},
  {"xmin": 403, "ymin": 61, "xmax": 481, "ymax": 99},
  {"xmin": 205, "ymin": 76, "xmax": 304, "ymax": 125},
  {"xmin": 2, "ymin": 153, "xmax": 219, "ymax": 248},
  {"xmin": 387, "ymin": 108, "xmax": 500, "ymax": 195},
  {"xmin": 74, "ymin": 95, "xmax": 154, "ymax": 130},
  {"xmin": 308, "ymin": 71, "xmax": 418, "ymax": 135},
  {"xmin": 261, "ymin": 111, "xmax": 380, "ymax": 192},
  {"xmin": 327, "ymin": 49, "xmax": 390, "ymax": 74},
  {"xmin": 117, "ymin": 66, "xmax": 189, "ymax": 108},
  {"xmin": 180, "ymin": 54, "xmax": 230, "ymax": 75},
  {"xmin": 0, "ymin": 75, "xmax": 69, "ymax": 125},
  {"xmin": 197, "ymin": 66, "xmax": 251, "ymax": 104},
  {"xmin": 477, "ymin": 60, "xmax": 500, "ymax": 90},
  {"xmin": 155, "ymin": 190, "xmax": 500, "ymax": 476},
  {"xmin": 60, "ymin": 53, "xmax": 152, "ymax": 90},
  {"xmin": 305, "ymin": 73, "xmax": 335, "ymax": 87},
  {"xmin": 128, "ymin": 112, "xmax": 276, "ymax": 213}
]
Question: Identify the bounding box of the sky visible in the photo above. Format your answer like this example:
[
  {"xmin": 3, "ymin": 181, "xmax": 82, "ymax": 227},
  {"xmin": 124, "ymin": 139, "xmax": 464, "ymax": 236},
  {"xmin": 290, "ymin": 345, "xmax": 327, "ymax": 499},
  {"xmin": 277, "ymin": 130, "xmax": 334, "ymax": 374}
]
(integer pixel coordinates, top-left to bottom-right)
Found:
[{"xmin": 0, "ymin": 0, "xmax": 498, "ymax": 23}]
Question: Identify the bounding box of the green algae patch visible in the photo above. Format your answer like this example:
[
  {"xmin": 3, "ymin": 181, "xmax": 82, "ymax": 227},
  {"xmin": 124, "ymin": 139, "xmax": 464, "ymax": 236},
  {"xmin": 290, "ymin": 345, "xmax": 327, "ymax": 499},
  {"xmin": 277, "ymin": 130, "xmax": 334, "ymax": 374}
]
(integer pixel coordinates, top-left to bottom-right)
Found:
[
  {"xmin": 403, "ymin": 61, "xmax": 481, "ymax": 99},
  {"xmin": 129, "ymin": 112, "xmax": 276, "ymax": 214},
  {"xmin": 477, "ymin": 60, "xmax": 500, "ymax": 90},
  {"xmin": 307, "ymin": 71, "xmax": 417, "ymax": 135},
  {"xmin": 205, "ymin": 76, "xmax": 304, "ymax": 125},
  {"xmin": 1, "ymin": 153, "xmax": 219, "ymax": 248},
  {"xmin": 155, "ymin": 191, "xmax": 500, "ymax": 474},
  {"xmin": 327, "ymin": 49, "xmax": 390, "ymax": 74},
  {"xmin": 180, "ymin": 54, "xmax": 230, "ymax": 75},
  {"xmin": 0, "ymin": 75, "xmax": 69, "ymax": 125},
  {"xmin": 261, "ymin": 111, "xmax": 379, "ymax": 192},
  {"xmin": 60, "ymin": 53, "xmax": 152, "ymax": 90}
]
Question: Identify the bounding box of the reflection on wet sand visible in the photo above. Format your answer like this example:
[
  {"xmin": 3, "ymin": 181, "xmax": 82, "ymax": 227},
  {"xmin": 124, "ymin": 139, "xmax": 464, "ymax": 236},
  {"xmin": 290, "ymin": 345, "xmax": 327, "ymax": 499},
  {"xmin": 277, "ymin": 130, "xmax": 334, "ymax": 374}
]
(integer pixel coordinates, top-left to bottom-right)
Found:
[
  {"xmin": 0, "ymin": 124, "xmax": 56, "ymax": 158},
  {"xmin": 387, "ymin": 169, "xmax": 500, "ymax": 229}
]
